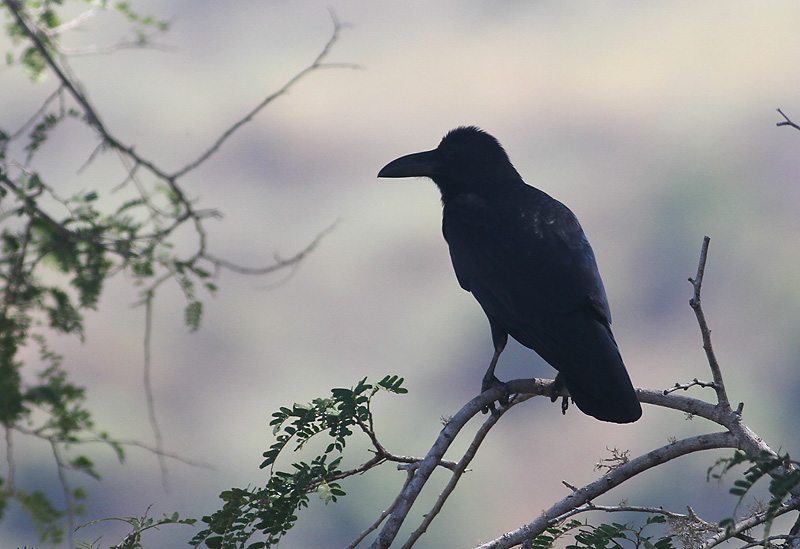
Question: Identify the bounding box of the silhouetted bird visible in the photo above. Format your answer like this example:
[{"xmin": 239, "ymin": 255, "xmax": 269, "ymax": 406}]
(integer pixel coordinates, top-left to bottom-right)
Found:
[{"xmin": 378, "ymin": 126, "xmax": 641, "ymax": 423}]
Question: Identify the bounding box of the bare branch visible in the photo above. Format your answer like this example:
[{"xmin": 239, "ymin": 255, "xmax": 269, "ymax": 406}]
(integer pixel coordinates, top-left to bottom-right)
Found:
[
  {"xmin": 663, "ymin": 378, "xmax": 718, "ymax": 395},
  {"xmin": 735, "ymin": 535, "xmax": 800, "ymax": 549},
  {"xmin": 204, "ymin": 220, "xmax": 339, "ymax": 276},
  {"xmin": 777, "ymin": 108, "xmax": 800, "ymax": 132},
  {"xmin": 556, "ymin": 502, "xmax": 714, "ymax": 527},
  {"xmin": 43, "ymin": 5, "xmax": 99, "ymax": 35},
  {"xmin": 170, "ymin": 12, "xmax": 362, "ymax": 179},
  {"xmin": 700, "ymin": 495, "xmax": 800, "ymax": 549},
  {"xmin": 13, "ymin": 424, "xmax": 215, "ymax": 470},
  {"xmin": 355, "ymin": 365, "xmax": 785, "ymax": 548},
  {"xmin": 7, "ymin": 86, "xmax": 64, "ymax": 142},
  {"xmin": 476, "ymin": 432, "xmax": 738, "ymax": 549},
  {"xmin": 50, "ymin": 442, "xmax": 76, "ymax": 548},
  {"xmin": 2, "ymin": 0, "xmax": 198, "ymax": 244},
  {"xmin": 688, "ymin": 236, "xmax": 730, "ymax": 409},
  {"xmin": 369, "ymin": 385, "xmax": 517, "ymax": 548},
  {"xmin": 354, "ymin": 416, "xmax": 460, "ymax": 473},
  {"xmin": 401, "ymin": 394, "xmax": 534, "ymax": 549},
  {"xmin": 790, "ymin": 514, "xmax": 800, "ymax": 545},
  {"xmin": 346, "ymin": 472, "xmax": 415, "ymax": 549},
  {"xmin": 142, "ymin": 290, "xmax": 168, "ymax": 490}
]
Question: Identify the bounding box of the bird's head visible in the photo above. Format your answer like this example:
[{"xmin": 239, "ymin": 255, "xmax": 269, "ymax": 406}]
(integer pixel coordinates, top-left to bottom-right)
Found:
[{"xmin": 378, "ymin": 126, "xmax": 521, "ymax": 198}]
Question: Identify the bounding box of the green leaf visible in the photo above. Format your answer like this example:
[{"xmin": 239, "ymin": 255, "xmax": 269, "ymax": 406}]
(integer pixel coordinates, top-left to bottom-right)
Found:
[{"xmin": 185, "ymin": 300, "xmax": 203, "ymax": 332}]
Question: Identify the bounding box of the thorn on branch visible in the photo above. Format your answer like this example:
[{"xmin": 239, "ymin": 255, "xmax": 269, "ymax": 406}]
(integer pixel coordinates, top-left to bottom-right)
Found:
[{"xmin": 562, "ymin": 480, "xmax": 579, "ymax": 493}]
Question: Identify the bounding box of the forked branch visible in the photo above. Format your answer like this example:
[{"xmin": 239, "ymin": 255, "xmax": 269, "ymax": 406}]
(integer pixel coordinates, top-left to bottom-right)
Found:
[
  {"xmin": 350, "ymin": 237, "xmax": 798, "ymax": 549},
  {"xmin": 688, "ymin": 236, "xmax": 730, "ymax": 409}
]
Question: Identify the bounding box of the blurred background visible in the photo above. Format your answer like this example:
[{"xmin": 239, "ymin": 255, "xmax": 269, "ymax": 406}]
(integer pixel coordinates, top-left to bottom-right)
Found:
[{"xmin": 2, "ymin": 1, "xmax": 800, "ymax": 547}]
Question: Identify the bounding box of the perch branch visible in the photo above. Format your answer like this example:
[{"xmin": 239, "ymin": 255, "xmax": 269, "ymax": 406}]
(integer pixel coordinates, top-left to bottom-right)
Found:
[
  {"xmin": 365, "ymin": 236, "xmax": 800, "ymax": 548},
  {"xmin": 400, "ymin": 394, "xmax": 535, "ymax": 549},
  {"xmin": 369, "ymin": 385, "xmax": 522, "ymax": 549}
]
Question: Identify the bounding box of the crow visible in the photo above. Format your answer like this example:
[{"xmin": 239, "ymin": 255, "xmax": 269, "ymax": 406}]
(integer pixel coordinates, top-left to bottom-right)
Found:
[{"xmin": 378, "ymin": 126, "xmax": 641, "ymax": 423}]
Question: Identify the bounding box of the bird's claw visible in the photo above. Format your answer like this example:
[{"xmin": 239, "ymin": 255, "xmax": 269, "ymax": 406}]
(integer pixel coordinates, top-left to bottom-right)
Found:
[
  {"xmin": 481, "ymin": 375, "xmax": 510, "ymax": 414},
  {"xmin": 549, "ymin": 375, "xmax": 571, "ymax": 415}
]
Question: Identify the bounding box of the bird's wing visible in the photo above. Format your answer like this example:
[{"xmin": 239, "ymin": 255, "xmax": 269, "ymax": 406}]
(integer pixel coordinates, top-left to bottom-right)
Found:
[
  {"xmin": 443, "ymin": 185, "xmax": 611, "ymax": 327},
  {"xmin": 443, "ymin": 185, "xmax": 638, "ymax": 419}
]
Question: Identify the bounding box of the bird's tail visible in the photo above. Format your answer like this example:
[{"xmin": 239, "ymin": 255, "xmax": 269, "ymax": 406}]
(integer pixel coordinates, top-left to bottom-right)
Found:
[
  {"xmin": 559, "ymin": 333, "xmax": 641, "ymax": 423},
  {"xmin": 563, "ymin": 368, "xmax": 641, "ymax": 423},
  {"xmin": 544, "ymin": 315, "xmax": 641, "ymax": 423}
]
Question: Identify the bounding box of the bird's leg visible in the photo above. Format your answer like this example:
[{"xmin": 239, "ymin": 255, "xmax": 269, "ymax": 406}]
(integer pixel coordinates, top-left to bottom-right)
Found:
[
  {"xmin": 481, "ymin": 345, "xmax": 504, "ymax": 391},
  {"xmin": 481, "ymin": 325, "xmax": 509, "ymax": 411},
  {"xmin": 550, "ymin": 373, "xmax": 571, "ymax": 415}
]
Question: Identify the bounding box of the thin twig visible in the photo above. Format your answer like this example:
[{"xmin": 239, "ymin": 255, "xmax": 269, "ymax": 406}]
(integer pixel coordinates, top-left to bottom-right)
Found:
[
  {"xmin": 354, "ymin": 416, "xmax": 459, "ymax": 472},
  {"xmin": 12, "ymin": 422, "xmax": 216, "ymax": 470},
  {"xmin": 142, "ymin": 290, "xmax": 168, "ymax": 491},
  {"xmin": 777, "ymin": 109, "xmax": 800, "ymax": 132},
  {"xmin": 3, "ymin": 0, "xmax": 200, "ymax": 230},
  {"xmin": 204, "ymin": 219, "xmax": 339, "ymax": 275},
  {"xmin": 170, "ymin": 12, "xmax": 361, "ymax": 180},
  {"xmin": 8, "ymin": 86, "xmax": 64, "ymax": 141},
  {"xmin": 44, "ymin": 6, "xmax": 98, "ymax": 35},
  {"xmin": 688, "ymin": 236, "xmax": 730, "ymax": 409},
  {"xmin": 4, "ymin": 427, "xmax": 14, "ymax": 493},
  {"xmin": 662, "ymin": 378, "xmax": 718, "ymax": 395},
  {"xmin": 50, "ymin": 442, "xmax": 76, "ymax": 549},
  {"xmin": 555, "ymin": 502, "xmax": 709, "ymax": 524}
]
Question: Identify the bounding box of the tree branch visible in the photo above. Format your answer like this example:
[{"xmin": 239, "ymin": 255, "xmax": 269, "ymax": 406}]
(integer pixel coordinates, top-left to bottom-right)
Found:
[
  {"xmin": 476, "ymin": 432, "xmax": 738, "ymax": 549},
  {"xmin": 346, "ymin": 472, "xmax": 415, "ymax": 549},
  {"xmin": 700, "ymin": 495, "xmax": 800, "ymax": 549},
  {"xmin": 777, "ymin": 108, "xmax": 800, "ymax": 132},
  {"xmin": 369, "ymin": 385, "xmax": 517, "ymax": 549},
  {"xmin": 353, "ymin": 236, "xmax": 800, "ymax": 548},
  {"xmin": 400, "ymin": 395, "xmax": 534, "ymax": 549},
  {"xmin": 171, "ymin": 11, "xmax": 361, "ymax": 179},
  {"xmin": 688, "ymin": 236, "xmax": 730, "ymax": 409},
  {"xmin": 662, "ymin": 377, "xmax": 718, "ymax": 395}
]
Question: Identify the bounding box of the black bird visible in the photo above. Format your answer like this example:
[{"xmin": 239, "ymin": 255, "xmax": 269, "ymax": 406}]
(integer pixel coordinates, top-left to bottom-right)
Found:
[{"xmin": 378, "ymin": 126, "xmax": 641, "ymax": 423}]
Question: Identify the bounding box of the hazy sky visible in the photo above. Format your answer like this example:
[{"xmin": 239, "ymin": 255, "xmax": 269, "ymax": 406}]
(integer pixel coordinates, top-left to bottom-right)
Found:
[{"xmin": 3, "ymin": 2, "xmax": 800, "ymax": 547}]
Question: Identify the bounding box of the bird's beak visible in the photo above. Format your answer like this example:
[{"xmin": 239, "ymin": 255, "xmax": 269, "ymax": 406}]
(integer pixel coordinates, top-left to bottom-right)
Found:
[{"xmin": 378, "ymin": 149, "xmax": 440, "ymax": 179}]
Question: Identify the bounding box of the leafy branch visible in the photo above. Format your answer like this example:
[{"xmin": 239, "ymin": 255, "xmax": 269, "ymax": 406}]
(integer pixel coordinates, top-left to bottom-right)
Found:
[
  {"xmin": 0, "ymin": 0, "xmax": 355, "ymax": 544},
  {"xmin": 209, "ymin": 237, "xmax": 799, "ymax": 549},
  {"xmin": 191, "ymin": 376, "xmax": 409, "ymax": 549},
  {"xmin": 76, "ymin": 508, "xmax": 196, "ymax": 549}
]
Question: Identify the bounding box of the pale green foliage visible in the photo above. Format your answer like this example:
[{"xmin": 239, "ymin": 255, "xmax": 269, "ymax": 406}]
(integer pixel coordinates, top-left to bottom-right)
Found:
[
  {"xmin": 191, "ymin": 376, "xmax": 407, "ymax": 549},
  {"xmin": 1, "ymin": 1, "xmax": 227, "ymax": 543}
]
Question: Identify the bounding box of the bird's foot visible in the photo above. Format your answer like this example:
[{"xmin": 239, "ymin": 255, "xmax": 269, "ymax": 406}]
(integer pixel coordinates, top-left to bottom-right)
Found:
[
  {"xmin": 481, "ymin": 374, "xmax": 510, "ymax": 414},
  {"xmin": 549, "ymin": 374, "xmax": 571, "ymax": 416}
]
